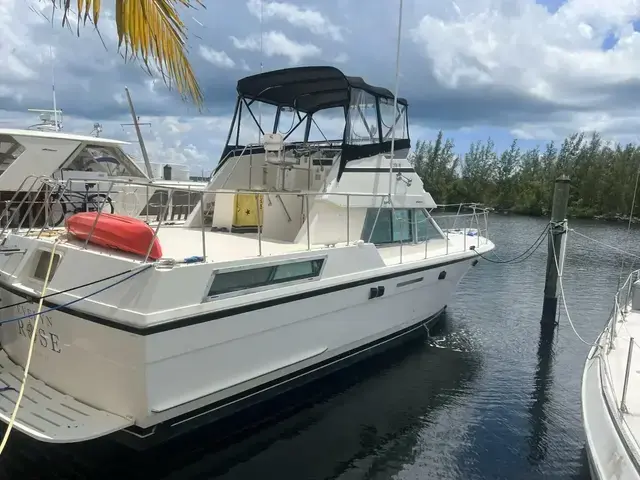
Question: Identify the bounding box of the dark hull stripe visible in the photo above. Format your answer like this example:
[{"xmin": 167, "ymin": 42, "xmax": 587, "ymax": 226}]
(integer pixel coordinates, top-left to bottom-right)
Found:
[
  {"xmin": 312, "ymin": 159, "xmax": 333, "ymax": 166},
  {"xmin": 117, "ymin": 307, "xmax": 445, "ymax": 449},
  {"xmin": 342, "ymin": 167, "xmax": 415, "ymax": 174},
  {"xmin": 0, "ymin": 255, "xmax": 473, "ymax": 335}
]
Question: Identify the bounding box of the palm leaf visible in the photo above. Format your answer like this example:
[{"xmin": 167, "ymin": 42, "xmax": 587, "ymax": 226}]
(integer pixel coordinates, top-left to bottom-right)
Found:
[{"xmin": 52, "ymin": 0, "xmax": 204, "ymax": 109}]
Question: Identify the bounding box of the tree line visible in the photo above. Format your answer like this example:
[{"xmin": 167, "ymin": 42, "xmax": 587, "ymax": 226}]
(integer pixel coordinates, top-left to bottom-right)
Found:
[{"xmin": 409, "ymin": 130, "xmax": 640, "ymax": 220}]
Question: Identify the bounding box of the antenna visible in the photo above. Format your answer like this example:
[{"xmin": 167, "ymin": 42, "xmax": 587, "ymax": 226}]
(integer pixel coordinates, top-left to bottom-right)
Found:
[
  {"xmin": 388, "ymin": 0, "xmax": 404, "ymax": 198},
  {"xmin": 260, "ymin": 0, "xmax": 264, "ymax": 76},
  {"xmin": 258, "ymin": 0, "xmax": 264, "ymax": 134},
  {"xmin": 123, "ymin": 86, "xmax": 154, "ymax": 179},
  {"xmin": 50, "ymin": 45, "xmax": 59, "ymax": 132}
]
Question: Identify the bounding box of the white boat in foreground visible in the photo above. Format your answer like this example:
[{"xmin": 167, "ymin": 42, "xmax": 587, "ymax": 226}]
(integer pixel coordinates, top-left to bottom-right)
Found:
[
  {"xmin": 582, "ymin": 270, "xmax": 640, "ymax": 479},
  {"xmin": 0, "ymin": 66, "xmax": 494, "ymax": 448}
]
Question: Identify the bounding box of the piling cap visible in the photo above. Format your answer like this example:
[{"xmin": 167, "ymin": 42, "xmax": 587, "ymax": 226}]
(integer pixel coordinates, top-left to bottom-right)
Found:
[{"xmin": 556, "ymin": 174, "xmax": 571, "ymax": 184}]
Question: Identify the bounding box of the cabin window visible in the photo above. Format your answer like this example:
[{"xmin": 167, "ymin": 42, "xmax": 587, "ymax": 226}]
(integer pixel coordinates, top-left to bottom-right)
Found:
[
  {"xmin": 362, "ymin": 208, "xmax": 443, "ymax": 244},
  {"xmin": 61, "ymin": 145, "xmax": 146, "ymax": 178},
  {"xmin": 0, "ymin": 134, "xmax": 25, "ymax": 169},
  {"xmin": 362, "ymin": 208, "xmax": 413, "ymax": 244},
  {"xmin": 362, "ymin": 208, "xmax": 395, "ymax": 244},
  {"xmin": 392, "ymin": 210, "xmax": 412, "ymax": 242},
  {"xmin": 207, "ymin": 258, "xmax": 325, "ymax": 297},
  {"xmin": 32, "ymin": 250, "xmax": 61, "ymax": 282},
  {"xmin": 415, "ymin": 209, "xmax": 444, "ymax": 241}
]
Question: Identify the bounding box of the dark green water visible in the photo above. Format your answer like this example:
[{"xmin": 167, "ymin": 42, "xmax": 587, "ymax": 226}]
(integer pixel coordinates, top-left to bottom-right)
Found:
[{"xmin": 2, "ymin": 214, "xmax": 635, "ymax": 479}]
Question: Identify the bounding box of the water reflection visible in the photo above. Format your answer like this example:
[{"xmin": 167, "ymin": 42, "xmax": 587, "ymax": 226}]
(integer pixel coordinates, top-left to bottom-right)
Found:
[
  {"xmin": 527, "ymin": 321, "xmax": 557, "ymax": 466},
  {"xmin": 2, "ymin": 214, "xmax": 624, "ymax": 479},
  {"xmin": 1, "ymin": 314, "xmax": 480, "ymax": 480}
]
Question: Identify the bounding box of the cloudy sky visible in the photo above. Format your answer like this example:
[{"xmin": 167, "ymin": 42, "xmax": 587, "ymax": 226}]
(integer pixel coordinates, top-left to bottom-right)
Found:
[{"xmin": 2, "ymin": 0, "xmax": 640, "ymax": 174}]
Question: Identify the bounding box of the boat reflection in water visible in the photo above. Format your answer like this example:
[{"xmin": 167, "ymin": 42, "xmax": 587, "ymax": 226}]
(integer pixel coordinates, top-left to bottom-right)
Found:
[{"xmin": 0, "ymin": 312, "xmax": 480, "ymax": 479}]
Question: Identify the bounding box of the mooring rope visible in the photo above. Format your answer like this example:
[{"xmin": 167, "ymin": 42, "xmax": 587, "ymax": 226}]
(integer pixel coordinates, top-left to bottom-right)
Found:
[
  {"xmin": 568, "ymin": 228, "xmax": 640, "ymax": 260},
  {"xmin": 472, "ymin": 222, "xmax": 550, "ymax": 265},
  {"xmin": 0, "ymin": 241, "xmax": 59, "ymax": 455},
  {"xmin": 551, "ymin": 232, "xmax": 599, "ymax": 347}
]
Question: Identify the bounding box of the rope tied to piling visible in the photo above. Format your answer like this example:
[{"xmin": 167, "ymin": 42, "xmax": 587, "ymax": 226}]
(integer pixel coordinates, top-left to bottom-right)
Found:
[
  {"xmin": 550, "ymin": 232, "xmax": 599, "ymax": 347},
  {"xmin": 471, "ymin": 221, "xmax": 552, "ymax": 265},
  {"xmin": 568, "ymin": 228, "xmax": 640, "ymax": 261}
]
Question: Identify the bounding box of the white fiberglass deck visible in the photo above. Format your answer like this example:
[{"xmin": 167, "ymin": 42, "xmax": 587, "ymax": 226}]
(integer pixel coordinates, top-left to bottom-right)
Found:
[
  {"xmin": 155, "ymin": 227, "xmax": 313, "ymax": 261},
  {"xmin": 153, "ymin": 227, "xmax": 485, "ymax": 264},
  {"xmin": 0, "ymin": 349, "xmax": 131, "ymax": 442},
  {"xmin": 585, "ymin": 301, "xmax": 640, "ymax": 479}
]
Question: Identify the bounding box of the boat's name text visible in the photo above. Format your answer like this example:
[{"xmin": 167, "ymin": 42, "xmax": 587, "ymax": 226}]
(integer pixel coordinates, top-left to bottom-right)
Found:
[{"xmin": 15, "ymin": 305, "xmax": 61, "ymax": 353}]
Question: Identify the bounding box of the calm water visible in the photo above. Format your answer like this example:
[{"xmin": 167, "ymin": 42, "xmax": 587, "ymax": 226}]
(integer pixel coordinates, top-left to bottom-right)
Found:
[{"xmin": 2, "ymin": 215, "xmax": 637, "ymax": 479}]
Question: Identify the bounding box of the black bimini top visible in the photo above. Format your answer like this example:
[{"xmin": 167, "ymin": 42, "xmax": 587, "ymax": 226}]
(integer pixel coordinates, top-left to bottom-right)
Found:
[{"xmin": 236, "ymin": 66, "xmax": 408, "ymax": 113}]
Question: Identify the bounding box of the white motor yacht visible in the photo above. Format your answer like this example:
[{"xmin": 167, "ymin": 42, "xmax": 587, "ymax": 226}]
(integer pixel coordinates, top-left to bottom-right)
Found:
[
  {"xmin": 0, "ymin": 66, "xmax": 494, "ymax": 448},
  {"xmin": 0, "ymin": 118, "xmax": 206, "ymax": 226}
]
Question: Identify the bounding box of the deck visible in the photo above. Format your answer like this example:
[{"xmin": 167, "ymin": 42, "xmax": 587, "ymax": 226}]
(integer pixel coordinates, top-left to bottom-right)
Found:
[
  {"xmin": 6, "ymin": 224, "xmax": 488, "ymax": 268},
  {"xmin": 154, "ymin": 226, "xmax": 484, "ymax": 264}
]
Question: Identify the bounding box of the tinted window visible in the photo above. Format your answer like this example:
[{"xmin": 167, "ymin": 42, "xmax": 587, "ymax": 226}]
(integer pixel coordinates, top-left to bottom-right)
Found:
[
  {"xmin": 33, "ymin": 251, "xmax": 61, "ymax": 281},
  {"xmin": 392, "ymin": 209, "xmax": 411, "ymax": 242},
  {"xmin": 208, "ymin": 265, "xmax": 273, "ymax": 296},
  {"xmin": 272, "ymin": 259, "xmax": 323, "ymax": 281},
  {"xmin": 61, "ymin": 145, "xmax": 146, "ymax": 177},
  {"xmin": 415, "ymin": 209, "xmax": 443, "ymax": 241},
  {"xmin": 0, "ymin": 134, "xmax": 25, "ymax": 169},
  {"xmin": 208, "ymin": 258, "xmax": 324, "ymax": 297},
  {"xmin": 362, "ymin": 209, "xmax": 392, "ymax": 244},
  {"xmin": 362, "ymin": 208, "xmax": 416, "ymax": 244}
]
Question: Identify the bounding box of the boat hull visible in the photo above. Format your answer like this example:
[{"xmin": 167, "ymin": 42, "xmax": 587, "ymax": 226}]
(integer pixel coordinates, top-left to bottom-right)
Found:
[
  {"xmin": 116, "ymin": 307, "xmax": 445, "ymax": 449},
  {"xmin": 0, "ymin": 255, "xmax": 476, "ymax": 445},
  {"xmin": 582, "ymin": 325, "xmax": 640, "ymax": 480}
]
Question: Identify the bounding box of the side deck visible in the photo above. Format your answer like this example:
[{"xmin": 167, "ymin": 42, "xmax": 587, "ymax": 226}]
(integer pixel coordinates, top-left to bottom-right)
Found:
[
  {"xmin": 0, "ymin": 177, "xmax": 493, "ymax": 328},
  {"xmin": 584, "ymin": 272, "xmax": 640, "ymax": 479}
]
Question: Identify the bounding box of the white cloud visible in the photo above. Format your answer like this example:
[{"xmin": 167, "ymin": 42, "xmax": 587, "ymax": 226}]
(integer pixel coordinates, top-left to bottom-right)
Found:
[
  {"xmin": 199, "ymin": 46, "xmax": 236, "ymax": 69},
  {"xmin": 0, "ymin": 109, "xmax": 230, "ymax": 173},
  {"xmin": 6, "ymin": 0, "xmax": 640, "ymax": 157},
  {"xmin": 409, "ymin": 0, "xmax": 640, "ymax": 139},
  {"xmin": 231, "ymin": 31, "xmax": 321, "ymax": 64},
  {"xmin": 335, "ymin": 52, "xmax": 349, "ymax": 63},
  {"xmin": 246, "ymin": 0, "xmax": 344, "ymax": 41},
  {"xmin": 110, "ymin": 115, "xmax": 229, "ymax": 168}
]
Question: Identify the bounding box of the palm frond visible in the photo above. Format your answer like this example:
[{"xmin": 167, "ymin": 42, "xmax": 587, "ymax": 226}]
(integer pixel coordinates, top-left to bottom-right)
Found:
[{"xmin": 52, "ymin": 0, "xmax": 204, "ymax": 109}]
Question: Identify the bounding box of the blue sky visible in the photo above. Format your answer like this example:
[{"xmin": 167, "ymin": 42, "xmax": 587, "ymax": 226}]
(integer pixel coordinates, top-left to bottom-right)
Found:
[{"xmin": 1, "ymin": 0, "xmax": 640, "ymax": 171}]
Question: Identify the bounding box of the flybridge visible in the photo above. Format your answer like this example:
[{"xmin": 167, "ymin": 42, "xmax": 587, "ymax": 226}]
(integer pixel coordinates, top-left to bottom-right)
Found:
[{"xmin": 217, "ymin": 66, "xmax": 411, "ymax": 181}]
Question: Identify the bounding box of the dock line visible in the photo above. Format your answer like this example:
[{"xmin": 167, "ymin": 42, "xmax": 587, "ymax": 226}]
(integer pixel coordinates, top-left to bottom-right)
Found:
[
  {"xmin": 0, "ymin": 240, "xmax": 59, "ymax": 456},
  {"xmin": 551, "ymin": 232, "xmax": 598, "ymax": 347},
  {"xmin": 0, "ymin": 264, "xmax": 153, "ymax": 326},
  {"xmin": 471, "ymin": 221, "xmax": 550, "ymax": 265}
]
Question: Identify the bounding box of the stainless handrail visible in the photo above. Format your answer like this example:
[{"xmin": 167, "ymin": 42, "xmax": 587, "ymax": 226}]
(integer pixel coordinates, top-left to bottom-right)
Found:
[
  {"xmin": 2, "ymin": 177, "xmax": 491, "ymax": 266},
  {"xmin": 603, "ymin": 268, "xmax": 640, "ymax": 418}
]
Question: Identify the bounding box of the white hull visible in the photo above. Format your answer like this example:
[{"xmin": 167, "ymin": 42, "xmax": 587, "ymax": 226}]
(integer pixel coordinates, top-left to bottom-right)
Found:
[
  {"xmin": 0, "ymin": 250, "xmax": 476, "ymax": 444},
  {"xmin": 582, "ymin": 282, "xmax": 640, "ymax": 480},
  {"xmin": 582, "ymin": 334, "xmax": 639, "ymax": 480},
  {"xmin": 0, "ymin": 65, "xmax": 495, "ymax": 448}
]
